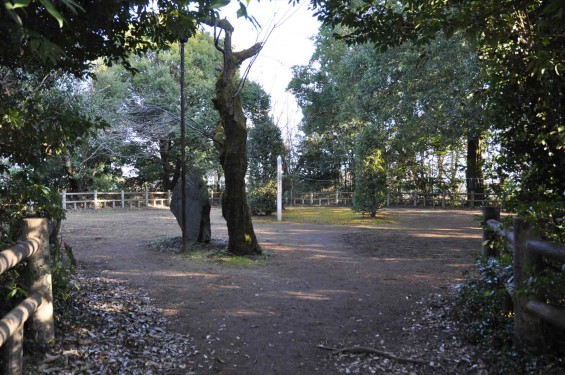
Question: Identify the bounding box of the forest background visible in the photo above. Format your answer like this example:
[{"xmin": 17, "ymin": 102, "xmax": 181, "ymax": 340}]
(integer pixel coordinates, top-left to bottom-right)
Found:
[{"xmin": 0, "ymin": 0, "xmax": 564, "ymax": 370}]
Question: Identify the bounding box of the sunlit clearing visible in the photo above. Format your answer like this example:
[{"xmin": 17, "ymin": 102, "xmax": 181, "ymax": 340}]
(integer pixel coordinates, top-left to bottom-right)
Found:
[{"xmin": 256, "ymin": 207, "xmax": 396, "ymax": 226}]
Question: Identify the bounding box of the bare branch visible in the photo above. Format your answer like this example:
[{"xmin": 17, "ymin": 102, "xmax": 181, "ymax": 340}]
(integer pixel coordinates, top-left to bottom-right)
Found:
[
  {"xmin": 213, "ymin": 25, "xmax": 225, "ymax": 54},
  {"xmin": 233, "ymin": 43, "xmax": 263, "ymax": 65}
]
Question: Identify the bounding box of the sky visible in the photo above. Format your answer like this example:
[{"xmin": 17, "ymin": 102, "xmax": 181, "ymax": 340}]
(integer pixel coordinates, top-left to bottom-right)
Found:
[{"xmin": 215, "ymin": 1, "xmax": 321, "ymax": 140}]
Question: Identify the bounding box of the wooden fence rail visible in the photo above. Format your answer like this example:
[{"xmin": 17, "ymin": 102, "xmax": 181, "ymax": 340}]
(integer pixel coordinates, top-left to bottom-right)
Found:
[
  {"xmin": 0, "ymin": 218, "xmax": 54, "ymax": 375},
  {"xmin": 287, "ymin": 191, "xmax": 499, "ymax": 208},
  {"xmin": 482, "ymin": 207, "xmax": 565, "ymax": 350},
  {"xmin": 61, "ymin": 190, "xmax": 172, "ymax": 210},
  {"xmin": 61, "ymin": 189, "xmax": 499, "ymax": 210}
]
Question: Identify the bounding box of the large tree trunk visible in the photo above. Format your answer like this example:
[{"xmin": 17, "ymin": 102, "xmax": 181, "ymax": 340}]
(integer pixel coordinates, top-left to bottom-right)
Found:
[
  {"xmin": 158, "ymin": 137, "xmax": 180, "ymax": 191},
  {"xmin": 466, "ymin": 132, "xmax": 485, "ymax": 206},
  {"xmin": 210, "ymin": 19, "xmax": 262, "ymax": 256},
  {"xmin": 62, "ymin": 154, "xmax": 83, "ymax": 192}
]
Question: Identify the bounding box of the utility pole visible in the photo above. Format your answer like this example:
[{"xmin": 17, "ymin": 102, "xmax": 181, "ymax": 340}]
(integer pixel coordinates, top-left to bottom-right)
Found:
[{"xmin": 180, "ymin": 36, "xmax": 188, "ymax": 253}]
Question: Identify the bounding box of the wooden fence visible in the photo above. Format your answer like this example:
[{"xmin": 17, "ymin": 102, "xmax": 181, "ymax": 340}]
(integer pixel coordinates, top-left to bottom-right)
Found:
[
  {"xmin": 0, "ymin": 218, "xmax": 54, "ymax": 375},
  {"xmin": 482, "ymin": 207, "xmax": 565, "ymax": 350},
  {"xmin": 60, "ymin": 189, "xmax": 499, "ymax": 210},
  {"xmin": 61, "ymin": 190, "xmax": 171, "ymax": 210},
  {"xmin": 288, "ymin": 191, "xmax": 354, "ymax": 206},
  {"xmin": 288, "ymin": 191, "xmax": 499, "ymax": 208}
]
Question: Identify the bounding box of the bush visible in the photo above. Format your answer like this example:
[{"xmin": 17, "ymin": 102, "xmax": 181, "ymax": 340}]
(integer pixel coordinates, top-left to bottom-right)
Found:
[
  {"xmin": 453, "ymin": 254, "xmax": 565, "ymax": 374},
  {"xmin": 0, "ymin": 171, "xmax": 76, "ymax": 316},
  {"xmin": 248, "ymin": 180, "xmax": 277, "ymax": 216},
  {"xmin": 453, "ymin": 256, "xmax": 514, "ymax": 347},
  {"xmin": 353, "ymin": 149, "xmax": 387, "ymax": 217}
]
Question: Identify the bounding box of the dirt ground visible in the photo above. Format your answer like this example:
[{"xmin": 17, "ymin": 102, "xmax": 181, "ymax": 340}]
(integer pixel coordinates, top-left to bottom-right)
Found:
[{"xmin": 61, "ymin": 207, "xmax": 483, "ymax": 374}]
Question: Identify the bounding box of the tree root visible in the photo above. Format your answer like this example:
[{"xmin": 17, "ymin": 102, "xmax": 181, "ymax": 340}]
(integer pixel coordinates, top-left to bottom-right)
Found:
[{"xmin": 317, "ymin": 345, "xmax": 429, "ymax": 365}]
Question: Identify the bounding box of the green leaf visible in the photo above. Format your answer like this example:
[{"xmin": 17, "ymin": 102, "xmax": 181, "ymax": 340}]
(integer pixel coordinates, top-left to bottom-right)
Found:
[
  {"xmin": 210, "ymin": 0, "xmax": 230, "ymax": 9},
  {"xmin": 7, "ymin": 288, "xmax": 18, "ymax": 299},
  {"xmin": 60, "ymin": 0, "xmax": 84, "ymax": 14},
  {"xmin": 39, "ymin": 0, "xmax": 65, "ymax": 28},
  {"xmin": 4, "ymin": 0, "xmax": 31, "ymax": 10}
]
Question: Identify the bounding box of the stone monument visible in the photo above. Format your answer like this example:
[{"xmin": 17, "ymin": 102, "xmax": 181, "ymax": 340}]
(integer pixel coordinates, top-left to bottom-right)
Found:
[{"xmin": 170, "ymin": 166, "xmax": 211, "ymax": 243}]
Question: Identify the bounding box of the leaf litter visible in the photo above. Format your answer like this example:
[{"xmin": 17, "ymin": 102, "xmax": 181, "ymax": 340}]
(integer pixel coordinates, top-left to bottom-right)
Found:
[
  {"xmin": 24, "ymin": 268, "xmax": 204, "ymax": 374},
  {"xmin": 323, "ymin": 293, "xmax": 488, "ymax": 375}
]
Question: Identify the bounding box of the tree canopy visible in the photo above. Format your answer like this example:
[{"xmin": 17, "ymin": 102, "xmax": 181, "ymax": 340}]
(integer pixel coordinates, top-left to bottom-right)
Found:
[
  {"xmin": 289, "ymin": 27, "xmax": 490, "ymax": 201},
  {"xmin": 0, "ymin": 0, "xmax": 226, "ymax": 74},
  {"xmin": 308, "ymin": 0, "xmax": 564, "ymax": 225}
]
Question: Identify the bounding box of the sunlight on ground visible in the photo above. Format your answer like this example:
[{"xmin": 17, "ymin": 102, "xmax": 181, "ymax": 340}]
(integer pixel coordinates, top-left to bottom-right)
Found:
[
  {"xmin": 177, "ymin": 248, "xmax": 269, "ymax": 267},
  {"xmin": 253, "ymin": 207, "xmax": 396, "ymax": 226},
  {"xmin": 282, "ymin": 291, "xmax": 331, "ymax": 301}
]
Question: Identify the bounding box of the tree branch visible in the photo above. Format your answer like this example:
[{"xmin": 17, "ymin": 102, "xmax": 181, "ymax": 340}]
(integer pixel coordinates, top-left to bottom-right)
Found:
[{"xmin": 233, "ymin": 43, "xmax": 263, "ymax": 65}]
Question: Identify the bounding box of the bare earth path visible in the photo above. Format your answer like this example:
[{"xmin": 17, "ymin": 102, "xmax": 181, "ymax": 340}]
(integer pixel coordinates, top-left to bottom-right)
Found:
[{"xmin": 61, "ymin": 207, "xmax": 482, "ymax": 374}]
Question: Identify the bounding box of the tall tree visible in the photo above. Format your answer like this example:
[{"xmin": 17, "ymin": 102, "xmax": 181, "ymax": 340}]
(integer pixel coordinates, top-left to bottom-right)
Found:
[
  {"xmin": 245, "ymin": 82, "xmax": 286, "ymax": 187},
  {"xmin": 209, "ymin": 18, "xmax": 262, "ymax": 256},
  {"xmin": 289, "ymin": 27, "xmax": 489, "ymax": 196},
  {"xmin": 309, "ymin": 0, "xmax": 565, "ymax": 222},
  {"xmin": 288, "ymin": 28, "xmax": 360, "ymax": 190},
  {"xmin": 87, "ymin": 33, "xmax": 222, "ymax": 191}
]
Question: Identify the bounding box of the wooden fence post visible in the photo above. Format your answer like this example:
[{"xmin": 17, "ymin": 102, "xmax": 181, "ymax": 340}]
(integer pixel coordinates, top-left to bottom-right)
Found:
[
  {"xmin": 335, "ymin": 190, "xmax": 339, "ymax": 205},
  {"xmin": 121, "ymin": 190, "xmax": 125, "ymax": 208},
  {"xmin": 310, "ymin": 192, "xmax": 313, "ymax": 206},
  {"xmin": 167, "ymin": 190, "xmax": 171, "ymax": 206},
  {"xmin": 413, "ymin": 192, "xmax": 417, "ymax": 207},
  {"xmin": 0, "ymin": 324, "xmax": 23, "ymax": 375},
  {"xmin": 145, "ymin": 189, "xmax": 149, "ymax": 207},
  {"xmin": 482, "ymin": 206, "xmax": 500, "ymax": 257},
  {"xmin": 93, "ymin": 190, "xmax": 98, "ymax": 210},
  {"xmin": 22, "ymin": 218, "xmax": 54, "ymax": 348},
  {"xmin": 513, "ymin": 217, "xmax": 544, "ymax": 351},
  {"xmin": 61, "ymin": 190, "xmax": 66, "ymax": 210}
]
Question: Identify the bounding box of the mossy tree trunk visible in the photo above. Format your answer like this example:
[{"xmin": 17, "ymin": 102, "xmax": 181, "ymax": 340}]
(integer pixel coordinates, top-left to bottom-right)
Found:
[{"xmin": 210, "ymin": 19, "xmax": 262, "ymax": 255}]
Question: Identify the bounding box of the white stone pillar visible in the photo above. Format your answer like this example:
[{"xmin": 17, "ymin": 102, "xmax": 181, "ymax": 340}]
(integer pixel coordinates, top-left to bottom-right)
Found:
[{"xmin": 277, "ymin": 155, "xmax": 283, "ymax": 222}]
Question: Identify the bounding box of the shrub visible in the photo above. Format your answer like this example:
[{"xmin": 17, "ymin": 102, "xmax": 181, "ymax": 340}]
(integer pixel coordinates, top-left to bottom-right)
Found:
[
  {"xmin": 248, "ymin": 180, "xmax": 277, "ymax": 216},
  {"xmin": 0, "ymin": 171, "xmax": 76, "ymax": 316}
]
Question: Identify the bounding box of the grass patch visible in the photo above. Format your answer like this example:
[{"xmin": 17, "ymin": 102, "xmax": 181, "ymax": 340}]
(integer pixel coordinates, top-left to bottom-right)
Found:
[
  {"xmin": 146, "ymin": 236, "xmax": 269, "ymax": 267},
  {"xmin": 253, "ymin": 206, "xmax": 395, "ymax": 226}
]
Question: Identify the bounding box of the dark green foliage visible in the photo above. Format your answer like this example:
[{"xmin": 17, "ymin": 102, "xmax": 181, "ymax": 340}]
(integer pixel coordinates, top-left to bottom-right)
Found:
[
  {"xmin": 0, "ymin": 261, "xmax": 28, "ymax": 316},
  {"xmin": 247, "ymin": 116, "xmax": 285, "ymax": 188},
  {"xmin": 248, "ymin": 180, "xmax": 278, "ymax": 216},
  {"xmin": 289, "ymin": 27, "xmax": 490, "ymax": 194},
  {"xmin": 454, "ymin": 257, "xmax": 565, "ymax": 374},
  {"xmin": 0, "ymin": 170, "xmax": 65, "ymax": 241},
  {"xmin": 353, "ymin": 126, "xmax": 387, "ymax": 217},
  {"xmin": 0, "ymin": 68, "xmax": 107, "ymax": 169},
  {"xmin": 453, "ymin": 257, "xmax": 514, "ymax": 347},
  {"xmin": 288, "ymin": 28, "xmax": 360, "ymax": 189},
  {"xmin": 0, "ymin": 0, "xmax": 223, "ymax": 75},
  {"xmin": 310, "ymin": 0, "xmax": 565, "ymax": 234},
  {"xmin": 50, "ymin": 242, "xmax": 77, "ymax": 305},
  {"xmin": 0, "ymin": 170, "xmax": 75, "ymax": 321}
]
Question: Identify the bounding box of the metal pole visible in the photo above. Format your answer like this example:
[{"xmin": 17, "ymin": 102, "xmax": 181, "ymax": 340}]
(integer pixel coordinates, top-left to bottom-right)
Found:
[{"xmin": 180, "ymin": 38, "xmax": 188, "ymax": 252}]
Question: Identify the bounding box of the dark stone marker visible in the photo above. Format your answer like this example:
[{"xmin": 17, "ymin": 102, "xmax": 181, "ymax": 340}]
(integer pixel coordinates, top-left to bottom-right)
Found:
[{"xmin": 170, "ymin": 167, "xmax": 211, "ymax": 243}]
